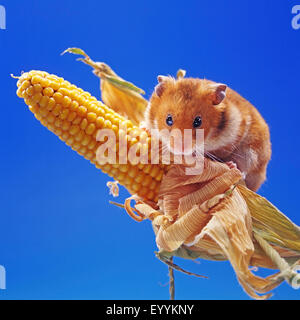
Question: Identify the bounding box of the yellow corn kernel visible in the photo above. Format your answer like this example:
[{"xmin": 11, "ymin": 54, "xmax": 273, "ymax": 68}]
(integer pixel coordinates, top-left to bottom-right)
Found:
[
  {"xmin": 47, "ymin": 97, "xmax": 56, "ymax": 110},
  {"xmin": 81, "ymin": 135, "xmax": 92, "ymax": 146},
  {"xmin": 43, "ymin": 87, "xmax": 54, "ymax": 97},
  {"xmin": 33, "ymin": 84, "xmax": 43, "ymax": 93},
  {"xmin": 39, "ymin": 96, "xmax": 49, "ymax": 108},
  {"xmin": 74, "ymin": 131, "xmax": 85, "ymax": 142},
  {"xmin": 59, "ymin": 109, "xmax": 69, "ymax": 120},
  {"xmin": 78, "ymin": 106, "xmax": 87, "ymax": 116},
  {"xmin": 54, "ymin": 118, "xmax": 63, "ymax": 128},
  {"xmin": 85, "ymin": 123, "xmax": 96, "ymax": 135},
  {"xmin": 20, "ymin": 80, "xmax": 31, "ymax": 91},
  {"xmin": 61, "ymin": 132, "xmax": 69, "ymax": 140},
  {"xmin": 32, "ymin": 92, "xmax": 42, "ymax": 103},
  {"xmin": 80, "ymin": 118, "xmax": 88, "ymax": 130},
  {"xmin": 69, "ymin": 124, "xmax": 80, "ymax": 135},
  {"xmin": 52, "ymin": 104, "xmax": 62, "ymax": 116},
  {"xmin": 72, "ymin": 116, "xmax": 82, "ymax": 125},
  {"xmin": 62, "ymin": 96, "xmax": 72, "ymax": 108},
  {"xmin": 87, "ymin": 112, "xmax": 97, "ymax": 122},
  {"xmin": 70, "ymin": 100, "xmax": 79, "ymax": 112},
  {"xmin": 96, "ymin": 116, "xmax": 104, "ymax": 128},
  {"xmin": 67, "ymin": 111, "xmax": 77, "ymax": 122},
  {"xmin": 61, "ymin": 120, "xmax": 71, "ymax": 131},
  {"xmin": 53, "ymin": 92, "xmax": 64, "ymax": 104},
  {"xmin": 87, "ymin": 140, "xmax": 97, "ymax": 150}
]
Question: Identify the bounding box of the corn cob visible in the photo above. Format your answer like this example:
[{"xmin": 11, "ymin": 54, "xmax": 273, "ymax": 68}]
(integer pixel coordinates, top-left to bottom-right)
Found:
[{"xmin": 16, "ymin": 70, "xmax": 166, "ymax": 202}]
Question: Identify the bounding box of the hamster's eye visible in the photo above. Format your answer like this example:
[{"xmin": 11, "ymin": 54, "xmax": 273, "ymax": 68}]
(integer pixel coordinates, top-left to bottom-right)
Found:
[
  {"xmin": 193, "ymin": 116, "xmax": 202, "ymax": 128},
  {"xmin": 166, "ymin": 115, "xmax": 173, "ymax": 126}
]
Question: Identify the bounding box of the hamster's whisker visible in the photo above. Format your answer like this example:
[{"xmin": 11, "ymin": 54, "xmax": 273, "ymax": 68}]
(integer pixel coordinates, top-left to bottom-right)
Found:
[
  {"xmin": 205, "ymin": 151, "xmax": 224, "ymax": 163},
  {"xmin": 228, "ymin": 144, "xmax": 246, "ymax": 160}
]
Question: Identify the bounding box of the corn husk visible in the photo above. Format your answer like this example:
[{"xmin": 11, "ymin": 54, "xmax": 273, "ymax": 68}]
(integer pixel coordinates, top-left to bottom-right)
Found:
[
  {"xmin": 66, "ymin": 49, "xmax": 300, "ymax": 299},
  {"xmin": 149, "ymin": 161, "xmax": 300, "ymax": 299}
]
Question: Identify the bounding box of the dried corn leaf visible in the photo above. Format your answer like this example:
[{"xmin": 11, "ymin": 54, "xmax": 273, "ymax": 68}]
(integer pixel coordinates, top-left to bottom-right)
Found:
[
  {"xmin": 63, "ymin": 47, "xmax": 147, "ymax": 125},
  {"xmin": 100, "ymin": 78, "xmax": 147, "ymax": 125},
  {"xmin": 238, "ymin": 185, "xmax": 300, "ymax": 254}
]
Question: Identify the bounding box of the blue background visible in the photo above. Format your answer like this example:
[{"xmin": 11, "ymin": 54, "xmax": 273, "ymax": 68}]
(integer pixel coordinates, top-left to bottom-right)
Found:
[{"xmin": 0, "ymin": 0, "xmax": 299, "ymax": 300}]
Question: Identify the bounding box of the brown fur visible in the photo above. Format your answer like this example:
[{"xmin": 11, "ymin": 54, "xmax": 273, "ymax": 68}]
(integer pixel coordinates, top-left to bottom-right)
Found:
[{"xmin": 145, "ymin": 77, "xmax": 271, "ymax": 191}]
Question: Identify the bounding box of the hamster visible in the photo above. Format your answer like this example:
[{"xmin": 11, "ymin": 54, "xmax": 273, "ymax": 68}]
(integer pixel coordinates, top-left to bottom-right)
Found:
[{"xmin": 144, "ymin": 76, "xmax": 271, "ymax": 191}]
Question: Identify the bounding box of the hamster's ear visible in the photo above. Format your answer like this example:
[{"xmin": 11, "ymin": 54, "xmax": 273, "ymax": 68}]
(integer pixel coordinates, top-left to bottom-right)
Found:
[
  {"xmin": 209, "ymin": 83, "xmax": 227, "ymax": 105},
  {"xmin": 157, "ymin": 75, "xmax": 169, "ymax": 83},
  {"xmin": 155, "ymin": 75, "xmax": 168, "ymax": 97}
]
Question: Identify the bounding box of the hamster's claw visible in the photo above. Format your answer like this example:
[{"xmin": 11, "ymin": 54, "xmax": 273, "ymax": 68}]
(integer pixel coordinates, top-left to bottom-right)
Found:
[{"xmin": 226, "ymin": 161, "xmax": 238, "ymax": 170}]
